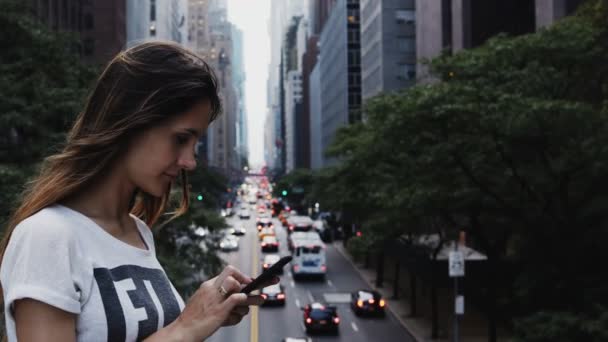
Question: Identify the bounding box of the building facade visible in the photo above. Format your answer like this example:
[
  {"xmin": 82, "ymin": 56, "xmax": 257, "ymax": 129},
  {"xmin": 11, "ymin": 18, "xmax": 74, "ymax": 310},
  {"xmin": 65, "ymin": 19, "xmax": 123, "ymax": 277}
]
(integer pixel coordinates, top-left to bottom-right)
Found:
[
  {"xmin": 126, "ymin": 0, "xmax": 187, "ymax": 48},
  {"xmin": 188, "ymin": 0, "xmax": 241, "ymax": 177},
  {"xmin": 318, "ymin": 0, "xmax": 361, "ymax": 167},
  {"xmin": 415, "ymin": 0, "xmax": 583, "ymax": 80},
  {"xmin": 32, "ymin": 0, "xmax": 126, "ymax": 65},
  {"xmin": 309, "ymin": 62, "xmax": 323, "ymax": 170},
  {"xmin": 360, "ymin": 0, "xmax": 416, "ymax": 101}
]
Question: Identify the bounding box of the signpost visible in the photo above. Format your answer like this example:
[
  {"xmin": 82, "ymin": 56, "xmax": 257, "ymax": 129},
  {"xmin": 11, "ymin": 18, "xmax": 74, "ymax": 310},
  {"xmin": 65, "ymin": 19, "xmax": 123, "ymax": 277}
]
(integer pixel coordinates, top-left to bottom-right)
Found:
[{"xmin": 448, "ymin": 232, "xmax": 466, "ymax": 342}]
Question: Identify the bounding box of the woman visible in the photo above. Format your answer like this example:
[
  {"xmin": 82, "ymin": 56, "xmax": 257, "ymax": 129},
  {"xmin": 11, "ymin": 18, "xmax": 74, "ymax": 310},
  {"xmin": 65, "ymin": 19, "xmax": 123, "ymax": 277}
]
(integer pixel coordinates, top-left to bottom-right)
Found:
[{"xmin": 0, "ymin": 41, "xmax": 275, "ymax": 341}]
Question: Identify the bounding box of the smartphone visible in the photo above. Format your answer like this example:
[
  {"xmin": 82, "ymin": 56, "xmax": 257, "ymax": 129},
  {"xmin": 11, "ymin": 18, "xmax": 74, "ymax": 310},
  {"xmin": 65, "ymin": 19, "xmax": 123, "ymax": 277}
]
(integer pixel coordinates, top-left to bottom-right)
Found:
[{"xmin": 241, "ymin": 255, "xmax": 293, "ymax": 294}]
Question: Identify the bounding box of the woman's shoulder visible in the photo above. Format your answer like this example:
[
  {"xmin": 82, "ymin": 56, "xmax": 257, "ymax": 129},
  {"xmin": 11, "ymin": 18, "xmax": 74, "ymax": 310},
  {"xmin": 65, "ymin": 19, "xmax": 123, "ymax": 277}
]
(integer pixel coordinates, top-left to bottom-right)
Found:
[{"xmin": 13, "ymin": 204, "xmax": 81, "ymax": 239}]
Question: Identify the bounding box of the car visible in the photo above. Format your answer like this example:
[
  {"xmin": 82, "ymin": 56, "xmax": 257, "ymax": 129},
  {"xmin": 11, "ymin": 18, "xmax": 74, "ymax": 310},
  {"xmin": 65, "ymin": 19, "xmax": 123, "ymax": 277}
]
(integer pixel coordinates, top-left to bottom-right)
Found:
[
  {"xmin": 302, "ymin": 302, "xmax": 340, "ymax": 334},
  {"xmin": 229, "ymin": 226, "xmax": 246, "ymax": 236},
  {"xmin": 281, "ymin": 338, "xmax": 312, "ymax": 342},
  {"xmin": 219, "ymin": 235, "xmax": 239, "ymax": 251},
  {"xmin": 351, "ymin": 290, "xmax": 386, "ymax": 316},
  {"xmin": 261, "ymin": 283, "xmax": 286, "ymax": 306},
  {"xmin": 256, "ymin": 217, "xmax": 273, "ymax": 232},
  {"xmin": 287, "ymin": 216, "xmax": 315, "ymax": 234},
  {"xmin": 262, "ymin": 254, "xmax": 283, "ymax": 274},
  {"xmin": 239, "ymin": 209, "xmax": 251, "ymax": 219},
  {"xmin": 261, "ymin": 236, "xmax": 279, "ymax": 252},
  {"xmin": 258, "ymin": 227, "xmax": 276, "ymax": 241}
]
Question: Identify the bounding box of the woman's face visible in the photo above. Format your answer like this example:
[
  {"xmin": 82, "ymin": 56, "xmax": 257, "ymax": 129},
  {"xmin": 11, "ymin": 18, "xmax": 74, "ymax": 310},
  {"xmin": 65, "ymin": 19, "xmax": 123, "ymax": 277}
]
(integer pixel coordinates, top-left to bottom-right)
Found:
[{"xmin": 123, "ymin": 100, "xmax": 212, "ymax": 197}]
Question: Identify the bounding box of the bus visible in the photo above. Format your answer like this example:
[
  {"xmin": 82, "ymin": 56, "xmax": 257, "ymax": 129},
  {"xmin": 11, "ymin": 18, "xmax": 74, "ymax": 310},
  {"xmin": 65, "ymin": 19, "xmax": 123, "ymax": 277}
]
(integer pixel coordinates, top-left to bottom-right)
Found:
[{"xmin": 291, "ymin": 237, "xmax": 326, "ymax": 280}]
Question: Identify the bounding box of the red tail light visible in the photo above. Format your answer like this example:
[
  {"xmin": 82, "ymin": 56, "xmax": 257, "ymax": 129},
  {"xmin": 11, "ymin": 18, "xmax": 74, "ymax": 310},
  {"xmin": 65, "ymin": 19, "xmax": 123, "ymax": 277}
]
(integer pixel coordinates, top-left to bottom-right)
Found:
[
  {"xmin": 369, "ymin": 299, "xmax": 375, "ymax": 304},
  {"xmin": 277, "ymin": 293, "xmax": 285, "ymax": 299},
  {"xmin": 261, "ymin": 243, "xmax": 267, "ymax": 247},
  {"xmin": 333, "ymin": 317, "xmax": 340, "ymax": 324},
  {"xmin": 321, "ymin": 265, "xmax": 327, "ymax": 272},
  {"xmin": 305, "ymin": 317, "xmax": 312, "ymax": 324},
  {"xmin": 261, "ymin": 294, "xmax": 268, "ymax": 300},
  {"xmin": 289, "ymin": 225, "xmax": 294, "ymax": 231},
  {"xmin": 379, "ymin": 299, "xmax": 386, "ymax": 307},
  {"xmin": 263, "ymin": 263, "xmax": 269, "ymax": 269},
  {"xmin": 294, "ymin": 265, "xmax": 300, "ymax": 272},
  {"xmin": 357, "ymin": 299, "xmax": 364, "ymax": 308}
]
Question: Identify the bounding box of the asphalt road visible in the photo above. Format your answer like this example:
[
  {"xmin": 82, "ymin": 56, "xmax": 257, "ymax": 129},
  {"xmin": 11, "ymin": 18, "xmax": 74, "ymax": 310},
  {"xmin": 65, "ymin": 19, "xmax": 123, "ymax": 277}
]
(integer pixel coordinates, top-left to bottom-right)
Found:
[{"xmin": 208, "ymin": 213, "xmax": 415, "ymax": 342}]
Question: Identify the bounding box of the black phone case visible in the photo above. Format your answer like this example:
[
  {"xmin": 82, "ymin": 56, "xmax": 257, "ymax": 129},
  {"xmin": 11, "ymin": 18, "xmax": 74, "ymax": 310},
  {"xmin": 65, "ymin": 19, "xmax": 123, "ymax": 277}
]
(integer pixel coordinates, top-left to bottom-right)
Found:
[{"xmin": 241, "ymin": 256, "xmax": 293, "ymax": 294}]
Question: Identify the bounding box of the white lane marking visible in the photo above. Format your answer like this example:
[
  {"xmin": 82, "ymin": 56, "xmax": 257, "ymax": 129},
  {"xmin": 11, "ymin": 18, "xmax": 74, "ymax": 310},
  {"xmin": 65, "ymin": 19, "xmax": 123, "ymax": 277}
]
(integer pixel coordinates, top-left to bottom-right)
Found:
[
  {"xmin": 307, "ymin": 290, "xmax": 314, "ymax": 302},
  {"xmin": 351, "ymin": 322, "xmax": 359, "ymax": 332},
  {"xmin": 327, "ymin": 279, "xmax": 334, "ymax": 287},
  {"xmin": 290, "ymin": 280, "xmax": 295, "ymax": 288},
  {"xmin": 295, "ymin": 298, "xmax": 301, "ymax": 308}
]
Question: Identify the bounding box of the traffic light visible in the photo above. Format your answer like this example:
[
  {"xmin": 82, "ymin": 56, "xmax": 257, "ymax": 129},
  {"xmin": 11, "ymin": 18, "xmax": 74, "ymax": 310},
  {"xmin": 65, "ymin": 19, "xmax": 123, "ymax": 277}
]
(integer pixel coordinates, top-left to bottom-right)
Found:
[
  {"xmin": 197, "ymin": 194, "xmax": 203, "ymax": 201},
  {"xmin": 281, "ymin": 190, "xmax": 288, "ymax": 196}
]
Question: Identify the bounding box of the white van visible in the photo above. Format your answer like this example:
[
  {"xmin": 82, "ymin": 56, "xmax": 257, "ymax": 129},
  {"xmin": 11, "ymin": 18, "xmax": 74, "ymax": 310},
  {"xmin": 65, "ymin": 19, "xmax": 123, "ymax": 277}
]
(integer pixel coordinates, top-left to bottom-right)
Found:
[{"xmin": 291, "ymin": 238, "xmax": 326, "ymax": 279}]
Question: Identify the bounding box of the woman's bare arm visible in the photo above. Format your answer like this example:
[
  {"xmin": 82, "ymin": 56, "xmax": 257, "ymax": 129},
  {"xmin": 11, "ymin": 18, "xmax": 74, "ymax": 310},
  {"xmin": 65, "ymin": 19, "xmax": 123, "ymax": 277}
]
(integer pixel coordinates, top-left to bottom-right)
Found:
[{"xmin": 14, "ymin": 299, "xmax": 77, "ymax": 342}]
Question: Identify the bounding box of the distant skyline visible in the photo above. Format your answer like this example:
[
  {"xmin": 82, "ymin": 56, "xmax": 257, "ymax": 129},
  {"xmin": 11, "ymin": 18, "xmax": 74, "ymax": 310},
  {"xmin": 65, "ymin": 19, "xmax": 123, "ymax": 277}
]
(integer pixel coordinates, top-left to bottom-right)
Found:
[{"xmin": 227, "ymin": 0, "xmax": 270, "ymax": 168}]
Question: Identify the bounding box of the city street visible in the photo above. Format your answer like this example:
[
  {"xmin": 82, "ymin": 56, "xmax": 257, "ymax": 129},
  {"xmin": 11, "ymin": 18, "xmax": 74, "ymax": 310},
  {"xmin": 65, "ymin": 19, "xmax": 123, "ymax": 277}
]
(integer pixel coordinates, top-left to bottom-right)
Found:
[{"xmin": 208, "ymin": 214, "xmax": 414, "ymax": 342}]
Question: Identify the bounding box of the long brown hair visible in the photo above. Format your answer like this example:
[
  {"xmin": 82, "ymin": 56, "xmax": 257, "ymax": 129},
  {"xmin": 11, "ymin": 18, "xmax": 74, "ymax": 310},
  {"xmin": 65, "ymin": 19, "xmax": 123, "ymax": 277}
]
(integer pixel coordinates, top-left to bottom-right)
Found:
[{"xmin": 0, "ymin": 40, "xmax": 221, "ymax": 312}]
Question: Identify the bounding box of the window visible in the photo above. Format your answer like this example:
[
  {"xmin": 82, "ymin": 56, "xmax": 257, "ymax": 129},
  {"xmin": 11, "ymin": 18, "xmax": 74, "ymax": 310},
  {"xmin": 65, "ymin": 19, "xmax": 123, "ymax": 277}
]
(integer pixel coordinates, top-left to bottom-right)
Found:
[
  {"xmin": 397, "ymin": 63, "xmax": 416, "ymax": 80},
  {"xmin": 397, "ymin": 37, "xmax": 415, "ymax": 52},
  {"xmin": 84, "ymin": 13, "xmax": 94, "ymax": 30},
  {"xmin": 150, "ymin": 0, "xmax": 156, "ymax": 21},
  {"xmin": 396, "ymin": 10, "xmax": 415, "ymax": 24}
]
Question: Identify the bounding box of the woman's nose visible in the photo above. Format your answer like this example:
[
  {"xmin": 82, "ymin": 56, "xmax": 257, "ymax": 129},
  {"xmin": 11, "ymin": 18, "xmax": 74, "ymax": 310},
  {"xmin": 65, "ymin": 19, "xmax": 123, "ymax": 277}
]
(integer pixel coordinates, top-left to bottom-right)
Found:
[{"xmin": 178, "ymin": 154, "xmax": 197, "ymax": 171}]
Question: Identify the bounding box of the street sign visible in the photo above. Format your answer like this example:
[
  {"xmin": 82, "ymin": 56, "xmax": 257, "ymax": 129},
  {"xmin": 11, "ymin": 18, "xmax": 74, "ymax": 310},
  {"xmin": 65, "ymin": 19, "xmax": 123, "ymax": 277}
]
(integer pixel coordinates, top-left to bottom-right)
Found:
[{"xmin": 449, "ymin": 251, "xmax": 465, "ymax": 277}]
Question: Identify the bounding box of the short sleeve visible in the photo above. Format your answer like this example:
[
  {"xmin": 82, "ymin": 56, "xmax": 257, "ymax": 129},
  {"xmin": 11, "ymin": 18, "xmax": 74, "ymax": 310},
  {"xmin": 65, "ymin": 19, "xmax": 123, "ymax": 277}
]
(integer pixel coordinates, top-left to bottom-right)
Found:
[{"xmin": 1, "ymin": 215, "xmax": 82, "ymax": 315}]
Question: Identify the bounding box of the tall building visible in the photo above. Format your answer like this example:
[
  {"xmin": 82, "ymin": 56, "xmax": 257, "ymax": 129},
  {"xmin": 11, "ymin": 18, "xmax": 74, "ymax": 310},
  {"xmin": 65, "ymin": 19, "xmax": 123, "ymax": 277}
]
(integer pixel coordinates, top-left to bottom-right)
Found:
[
  {"xmin": 126, "ymin": 0, "xmax": 187, "ymax": 48},
  {"xmin": 415, "ymin": 0, "xmax": 583, "ymax": 80},
  {"xmin": 318, "ymin": 0, "xmax": 361, "ymax": 167},
  {"xmin": 231, "ymin": 25, "xmax": 248, "ymax": 169},
  {"xmin": 31, "ymin": 0, "xmax": 126, "ymax": 65},
  {"xmin": 360, "ymin": 0, "xmax": 416, "ymax": 101},
  {"xmin": 188, "ymin": 0, "xmax": 240, "ymax": 177},
  {"xmin": 265, "ymin": 0, "xmax": 306, "ymax": 173},
  {"xmin": 309, "ymin": 62, "xmax": 323, "ymax": 170}
]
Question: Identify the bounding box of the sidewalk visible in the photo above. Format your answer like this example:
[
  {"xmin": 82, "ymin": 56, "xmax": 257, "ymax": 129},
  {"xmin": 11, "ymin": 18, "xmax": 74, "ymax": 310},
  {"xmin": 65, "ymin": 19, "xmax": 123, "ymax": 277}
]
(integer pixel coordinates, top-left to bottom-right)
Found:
[{"xmin": 333, "ymin": 242, "xmax": 489, "ymax": 342}]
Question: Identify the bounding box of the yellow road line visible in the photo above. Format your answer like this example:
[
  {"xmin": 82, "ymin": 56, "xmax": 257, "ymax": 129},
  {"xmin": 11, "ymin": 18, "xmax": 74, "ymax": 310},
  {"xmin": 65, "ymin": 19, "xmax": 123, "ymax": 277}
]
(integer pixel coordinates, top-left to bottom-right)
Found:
[{"xmin": 250, "ymin": 224, "xmax": 259, "ymax": 342}]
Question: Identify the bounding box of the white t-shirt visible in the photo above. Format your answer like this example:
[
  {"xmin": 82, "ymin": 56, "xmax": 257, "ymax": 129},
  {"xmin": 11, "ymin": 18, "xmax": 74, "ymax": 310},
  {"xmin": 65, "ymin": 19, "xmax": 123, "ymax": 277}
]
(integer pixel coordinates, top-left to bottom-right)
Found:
[{"xmin": 1, "ymin": 204, "xmax": 186, "ymax": 341}]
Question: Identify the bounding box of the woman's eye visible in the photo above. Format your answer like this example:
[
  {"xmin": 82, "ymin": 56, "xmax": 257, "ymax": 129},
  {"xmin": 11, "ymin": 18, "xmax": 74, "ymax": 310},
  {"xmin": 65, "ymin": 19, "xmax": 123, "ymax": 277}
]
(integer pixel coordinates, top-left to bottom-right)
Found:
[{"xmin": 175, "ymin": 135, "xmax": 189, "ymax": 146}]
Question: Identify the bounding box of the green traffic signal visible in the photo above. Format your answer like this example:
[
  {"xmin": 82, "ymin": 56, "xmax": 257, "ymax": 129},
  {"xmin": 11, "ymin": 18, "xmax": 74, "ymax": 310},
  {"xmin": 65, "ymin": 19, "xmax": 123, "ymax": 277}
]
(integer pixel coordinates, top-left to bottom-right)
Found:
[
  {"xmin": 197, "ymin": 194, "xmax": 203, "ymax": 201},
  {"xmin": 281, "ymin": 190, "xmax": 287, "ymax": 196}
]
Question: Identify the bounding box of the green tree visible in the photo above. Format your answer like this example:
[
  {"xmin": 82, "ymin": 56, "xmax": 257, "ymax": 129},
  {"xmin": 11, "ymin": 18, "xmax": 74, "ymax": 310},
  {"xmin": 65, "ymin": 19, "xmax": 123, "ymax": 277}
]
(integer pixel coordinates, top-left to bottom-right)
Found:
[
  {"xmin": 0, "ymin": 0, "xmax": 97, "ymax": 227},
  {"xmin": 322, "ymin": 0, "xmax": 608, "ymax": 338}
]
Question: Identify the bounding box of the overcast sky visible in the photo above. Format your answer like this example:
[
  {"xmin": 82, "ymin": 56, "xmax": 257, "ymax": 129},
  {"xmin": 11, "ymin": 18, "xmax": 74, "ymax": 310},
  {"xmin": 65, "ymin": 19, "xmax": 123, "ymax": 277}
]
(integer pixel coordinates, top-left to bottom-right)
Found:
[{"xmin": 227, "ymin": 0, "xmax": 271, "ymax": 168}]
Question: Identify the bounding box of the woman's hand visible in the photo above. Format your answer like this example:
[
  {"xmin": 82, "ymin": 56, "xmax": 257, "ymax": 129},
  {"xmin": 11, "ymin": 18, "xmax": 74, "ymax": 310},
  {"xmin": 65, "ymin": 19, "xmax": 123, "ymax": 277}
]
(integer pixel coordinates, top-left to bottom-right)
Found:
[{"xmin": 170, "ymin": 265, "xmax": 279, "ymax": 341}]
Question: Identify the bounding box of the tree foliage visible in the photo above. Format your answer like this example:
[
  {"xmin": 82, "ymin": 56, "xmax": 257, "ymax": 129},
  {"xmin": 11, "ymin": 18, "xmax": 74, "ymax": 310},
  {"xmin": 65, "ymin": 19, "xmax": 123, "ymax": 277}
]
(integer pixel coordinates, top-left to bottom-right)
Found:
[{"xmin": 310, "ymin": 0, "xmax": 608, "ymax": 337}]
